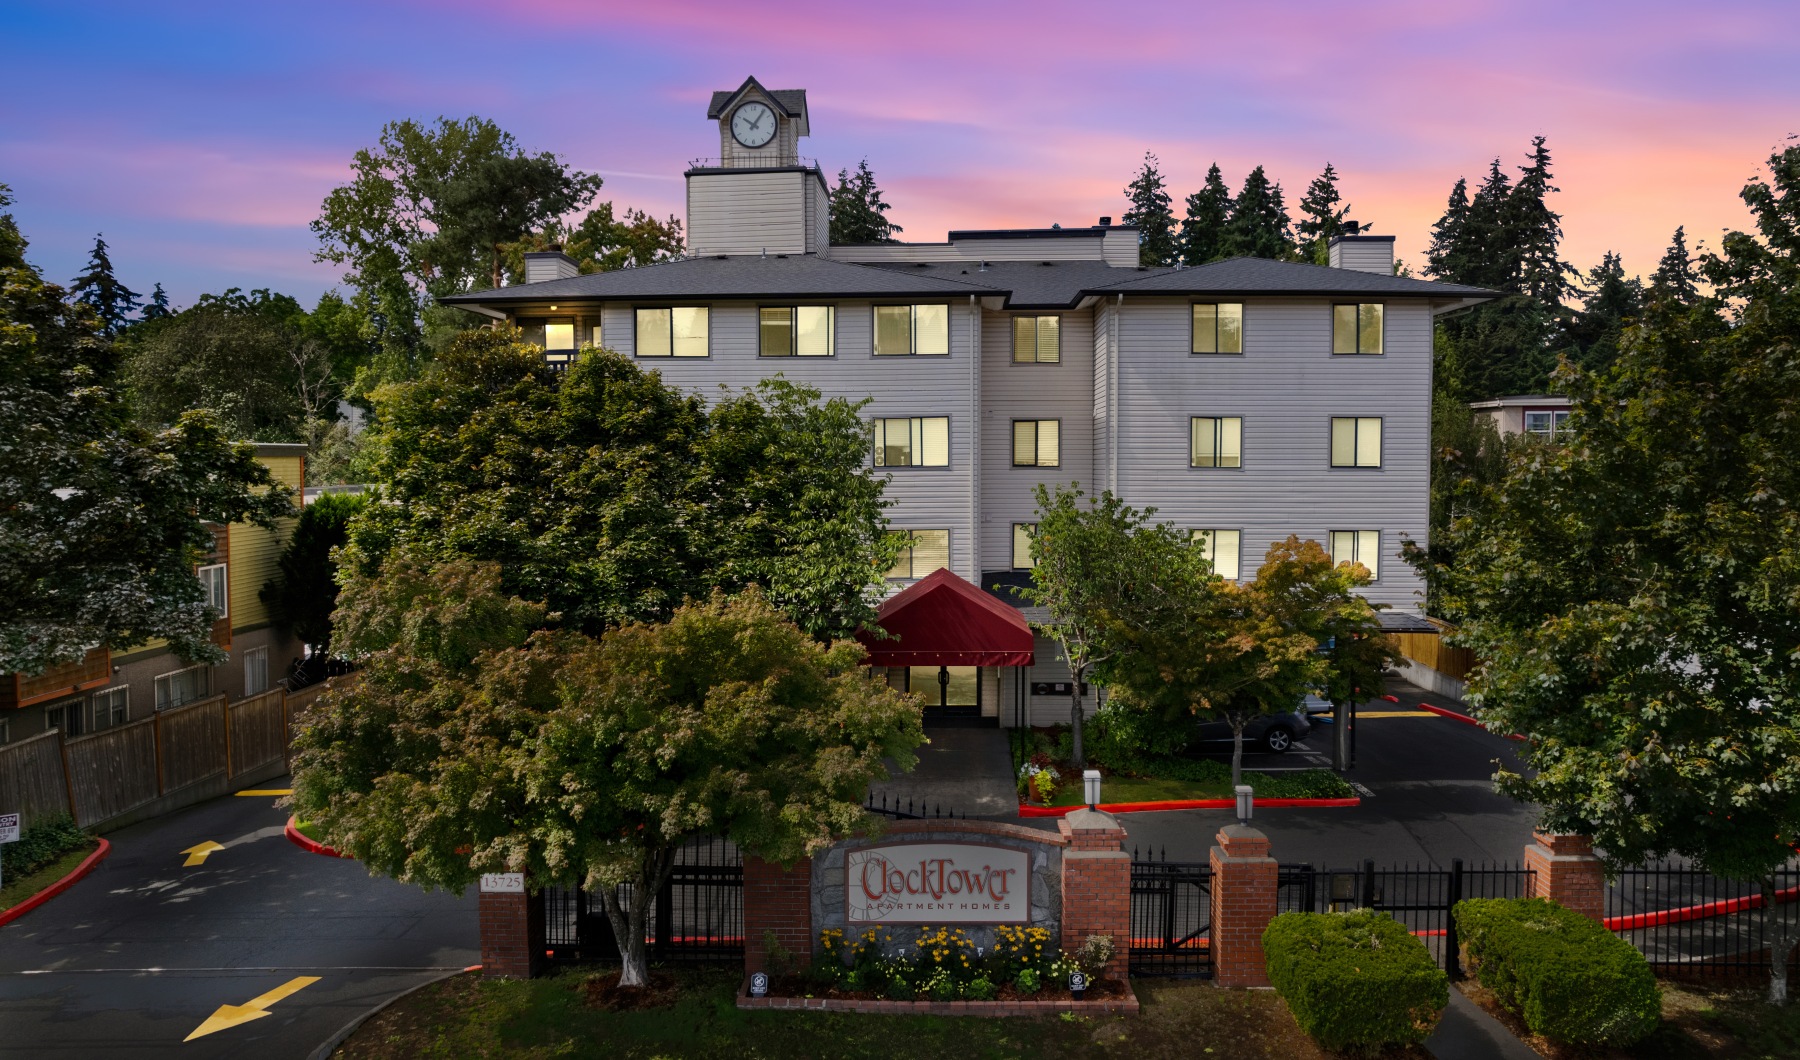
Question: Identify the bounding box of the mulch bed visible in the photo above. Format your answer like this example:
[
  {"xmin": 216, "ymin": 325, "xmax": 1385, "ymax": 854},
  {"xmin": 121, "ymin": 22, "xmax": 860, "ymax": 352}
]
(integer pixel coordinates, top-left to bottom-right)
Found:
[
  {"xmin": 582, "ymin": 969, "xmax": 683, "ymax": 1011},
  {"xmin": 764, "ymin": 974, "xmax": 1129, "ymax": 1003}
]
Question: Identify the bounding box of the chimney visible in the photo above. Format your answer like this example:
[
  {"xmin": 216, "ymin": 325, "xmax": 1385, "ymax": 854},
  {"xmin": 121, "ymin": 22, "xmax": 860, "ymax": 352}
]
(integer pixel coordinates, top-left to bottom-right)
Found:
[
  {"xmin": 1097, "ymin": 216, "xmax": 1112, "ymax": 227},
  {"xmin": 523, "ymin": 244, "xmax": 579, "ymax": 285},
  {"xmin": 1327, "ymin": 235, "xmax": 1396, "ymax": 275}
]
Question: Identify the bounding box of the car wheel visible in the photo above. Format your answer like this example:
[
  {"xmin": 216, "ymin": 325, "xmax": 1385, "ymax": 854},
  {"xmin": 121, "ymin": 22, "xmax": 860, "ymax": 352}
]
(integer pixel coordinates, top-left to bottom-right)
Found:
[{"xmin": 1262, "ymin": 726, "xmax": 1293, "ymax": 754}]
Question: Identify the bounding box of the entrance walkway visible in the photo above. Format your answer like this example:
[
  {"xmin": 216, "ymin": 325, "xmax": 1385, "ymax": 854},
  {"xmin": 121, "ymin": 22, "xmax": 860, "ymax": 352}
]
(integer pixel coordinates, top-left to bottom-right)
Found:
[{"xmin": 868, "ymin": 726, "xmax": 1018, "ymax": 819}]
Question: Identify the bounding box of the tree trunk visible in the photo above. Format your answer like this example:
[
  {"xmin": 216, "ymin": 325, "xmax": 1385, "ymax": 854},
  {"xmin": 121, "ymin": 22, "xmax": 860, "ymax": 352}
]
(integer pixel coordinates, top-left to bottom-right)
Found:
[
  {"xmin": 1068, "ymin": 672, "xmax": 1085, "ymax": 773},
  {"xmin": 1230, "ymin": 720, "xmax": 1247, "ymax": 790},
  {"xmin": 491, "ymin": 245, "xmax": 504, "ymax": 292},
  {"xmin": 598, "ymin": 847, "xmax": 677, "ymax": 988},
  {"xmin": 1766, "ymin": 875, "xmax": 1794, "ymax": 1005}
]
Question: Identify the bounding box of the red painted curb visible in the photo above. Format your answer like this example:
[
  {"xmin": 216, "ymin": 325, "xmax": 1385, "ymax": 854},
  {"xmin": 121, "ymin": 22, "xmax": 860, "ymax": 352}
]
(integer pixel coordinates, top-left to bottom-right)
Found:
[
  {"xmin": 0, "ymin": 837, "xmax": 111, "ymax": 927},
  {"xmin": 1018, "ymin": 796, "xmax": 1361, "ymax": 817},
  {"xmin": 1414, "ymin": 701, "xmax": 1527, "ymax": 740},
  {"xmin": 286, "ymin": 816, "xmax": 350, "ymax": 859},
  {"xmin": 1605, "ymin": 884, "xmax": 1800, "ymax": 932},
  {"xmin": 1380, "ymin": 694, "xmax": 1401, "ymax": 703}
]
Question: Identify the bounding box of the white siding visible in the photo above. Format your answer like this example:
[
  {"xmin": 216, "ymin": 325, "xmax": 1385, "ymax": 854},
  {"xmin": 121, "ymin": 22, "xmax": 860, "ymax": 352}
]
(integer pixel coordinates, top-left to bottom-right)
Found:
[
  {"xmin": 1329, "ymin": 240, "xmax": 1395, "ymax": 274},
  {"xmin": 1092, "ymin": 298, "xmax": 1118, "ymax": 494},
  {"xmin": 832, "ymin": 233, "xmax": 1119, "ymax": 264},
  {"xmin": 1102, "ymin": 229, "xmax": 1139, "ymax": 267},
  {"xmin": 686, "ymin": 172, "xmax": 808, "ymax": 256},
  {"xmin": 1109, "ymin": 297, "xmax": 1432, "ymax": 613},
  {"xmin": 806, "ymin": 174, "xmax": 829, "ymax": 253}
]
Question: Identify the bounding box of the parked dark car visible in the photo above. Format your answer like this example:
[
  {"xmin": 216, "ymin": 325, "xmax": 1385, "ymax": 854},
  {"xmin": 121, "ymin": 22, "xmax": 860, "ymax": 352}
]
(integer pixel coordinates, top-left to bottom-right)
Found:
[{"xmin": 1194, "ymin": 711, "xmax": 1312, "ymax": 754}]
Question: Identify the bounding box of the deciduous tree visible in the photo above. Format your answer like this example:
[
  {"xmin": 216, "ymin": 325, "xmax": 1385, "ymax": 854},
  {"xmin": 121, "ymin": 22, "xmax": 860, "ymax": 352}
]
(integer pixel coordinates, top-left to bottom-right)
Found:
[{"xmin": 503, "ymin": 202, "xmax": 685, "ymax": 282}]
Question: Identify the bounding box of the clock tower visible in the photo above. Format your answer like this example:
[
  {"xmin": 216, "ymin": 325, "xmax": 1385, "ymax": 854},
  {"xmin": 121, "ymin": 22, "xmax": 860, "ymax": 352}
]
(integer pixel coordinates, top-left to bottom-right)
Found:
[{"xmin": 686, "ymin": 77, "xmax": 830, "ymax": 256}]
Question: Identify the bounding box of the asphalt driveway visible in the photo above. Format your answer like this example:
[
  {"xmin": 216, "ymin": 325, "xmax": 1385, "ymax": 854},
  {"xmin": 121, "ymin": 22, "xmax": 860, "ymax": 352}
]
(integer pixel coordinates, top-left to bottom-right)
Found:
[{"xmin": 0, "ymin": 778, "xmax": 477, "ymax": 1059}]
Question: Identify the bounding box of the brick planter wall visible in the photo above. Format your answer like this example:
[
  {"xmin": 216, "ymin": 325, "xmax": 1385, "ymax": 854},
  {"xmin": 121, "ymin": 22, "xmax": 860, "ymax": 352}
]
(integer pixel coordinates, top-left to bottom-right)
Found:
[
  {"xmin": 1525, "ymin": 831, "xmax": 1605, "ymax": 921},
  {"xmin": 745, "ymin": 855, "xmax": 814, "ymax": 973},
  {"xmin": 1058, "ymin": 809, "xmax": 1131, "ymax": 980},
  {"xmin": 1210, "ymin": 825, "xmax": 1278, "ymax": 987},
  {"xmin": 479, "ymin": 888, "xmax": 545, "ymax": 979},
  {"xmin": 738, "ymin": 984, "xmax": 1140, "ymax": 1017}
]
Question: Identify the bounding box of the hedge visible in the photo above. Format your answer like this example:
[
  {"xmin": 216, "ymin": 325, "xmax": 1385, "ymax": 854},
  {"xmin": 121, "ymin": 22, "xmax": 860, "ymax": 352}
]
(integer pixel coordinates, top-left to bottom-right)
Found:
[
  {"xmin": 0, "ymin": 813, "xmax": 89, "ymax": 880},
  {"xmin": 1264, "ymin": 909, "xmax": 1448, "ymax": 1055},
  {"xmin": 1453, "ymin": 897, "xmax": 1659, "ymax": 1047}
]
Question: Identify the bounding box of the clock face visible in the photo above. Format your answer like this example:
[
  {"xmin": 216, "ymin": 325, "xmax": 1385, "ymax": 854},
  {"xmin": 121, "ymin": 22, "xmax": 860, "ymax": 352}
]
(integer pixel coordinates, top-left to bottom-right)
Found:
[{"xmin": 731, "ymin": 101, "xmax": 777, "ymax": 148}]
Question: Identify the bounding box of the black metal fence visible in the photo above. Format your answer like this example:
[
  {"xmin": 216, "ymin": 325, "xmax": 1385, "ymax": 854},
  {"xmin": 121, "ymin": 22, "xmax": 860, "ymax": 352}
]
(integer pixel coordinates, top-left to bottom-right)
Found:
[
  {"xmin": 1129, "ymin": 846, "xmax": 1214, "ymax": 978},
  {"xmin": 1276, "ymin": 860, "xmax": 1535, "ymax": 979},
  {"xmin": 1607, "ymin": 863, "xmax": 1800, "ymax": 976},
  {"xmin": 544, "ymin": 836, "xmax": 744, "ymax": 965},
  {"xmin": 863, "ymin": 793, "xmax": 964, "ymax": 820}
]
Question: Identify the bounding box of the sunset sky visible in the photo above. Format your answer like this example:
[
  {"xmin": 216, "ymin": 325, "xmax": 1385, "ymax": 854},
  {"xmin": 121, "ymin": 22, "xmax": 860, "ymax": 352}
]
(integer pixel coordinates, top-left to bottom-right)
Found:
[{"xmin": 4, "ymin": 0, "xmax": 1796, "ymax": 307}]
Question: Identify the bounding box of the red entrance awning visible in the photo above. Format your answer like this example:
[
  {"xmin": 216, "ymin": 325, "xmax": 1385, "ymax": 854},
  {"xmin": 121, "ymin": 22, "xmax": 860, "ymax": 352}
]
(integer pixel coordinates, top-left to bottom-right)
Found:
[{"xmin": 856, "ymin": 568, "xmax": 1036, "ymax": 667}]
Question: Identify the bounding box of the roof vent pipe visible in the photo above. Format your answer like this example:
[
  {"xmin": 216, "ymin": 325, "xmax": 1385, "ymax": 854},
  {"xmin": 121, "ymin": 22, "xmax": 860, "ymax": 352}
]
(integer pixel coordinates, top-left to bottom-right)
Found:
[{"xmin": 1098, "ymin": 216, "xmax": 1112, "ymax": 227}]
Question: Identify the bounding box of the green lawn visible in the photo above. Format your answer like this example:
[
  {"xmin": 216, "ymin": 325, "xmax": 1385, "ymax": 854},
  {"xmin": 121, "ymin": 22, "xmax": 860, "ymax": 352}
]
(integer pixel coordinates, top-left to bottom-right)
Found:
[
  {"xmin": 0, "ymin": 839, "xmax": 99, "ymax": 913},
  {"xmin": 1040, "ymin": 773, "xmax": 1233, "ymax": 807}
]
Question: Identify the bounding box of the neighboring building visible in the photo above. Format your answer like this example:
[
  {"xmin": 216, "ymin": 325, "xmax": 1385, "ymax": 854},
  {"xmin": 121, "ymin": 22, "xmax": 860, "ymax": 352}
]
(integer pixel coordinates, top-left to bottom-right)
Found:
[
  {"xmin": 1470, "ymin": 394, "xmax": 1575, "ymax": 441},
  {"xmin": 441, "ymin": 77, "xmax": 1495, "ymax": 727},
  {"xmin": 0, "ymin": 442, "xmax": 308, "ymax": 742}
]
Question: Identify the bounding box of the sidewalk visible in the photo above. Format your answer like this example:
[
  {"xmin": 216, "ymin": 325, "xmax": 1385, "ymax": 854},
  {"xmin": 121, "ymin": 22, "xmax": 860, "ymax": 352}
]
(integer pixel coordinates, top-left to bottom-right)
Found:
[{"xmin": 1427, "ymin": 987, "xmax": 1542, "ymax": 1059}]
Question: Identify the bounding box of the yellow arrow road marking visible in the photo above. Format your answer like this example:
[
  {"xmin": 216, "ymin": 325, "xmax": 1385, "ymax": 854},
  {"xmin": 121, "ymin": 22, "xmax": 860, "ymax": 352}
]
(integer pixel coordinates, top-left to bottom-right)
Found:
[
  {"xmin": 235, "ymin": 789, "xmax": 292, "ymax": 796},
  {"xmin": 184, "ymin": 976, "xmax": 320, "ymax": 1041},
  {"xmin": 181, "ymin": 841, "xmax": 225, "ymax": 866}
]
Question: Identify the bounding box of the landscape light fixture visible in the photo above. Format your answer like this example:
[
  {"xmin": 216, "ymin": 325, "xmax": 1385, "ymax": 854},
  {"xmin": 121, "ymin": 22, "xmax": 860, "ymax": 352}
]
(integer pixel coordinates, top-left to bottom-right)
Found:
[
  {"xmin": 1235, "ymin": 784, "xmax": 1254, "ymax": 826},
  {"xmin": 1083, "ymin": 769, "xmax": 1101, "ymax": 810}
]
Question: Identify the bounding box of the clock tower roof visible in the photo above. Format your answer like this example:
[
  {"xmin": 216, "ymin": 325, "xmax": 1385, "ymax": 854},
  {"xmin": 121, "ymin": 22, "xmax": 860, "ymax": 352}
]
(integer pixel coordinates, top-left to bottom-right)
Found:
[{"xmin": 707, "ymin": 76, "xmax": 809, "ymax": 137}]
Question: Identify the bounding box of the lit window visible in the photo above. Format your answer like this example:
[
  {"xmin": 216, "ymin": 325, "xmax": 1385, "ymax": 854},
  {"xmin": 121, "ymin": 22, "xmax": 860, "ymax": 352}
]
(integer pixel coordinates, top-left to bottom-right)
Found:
[
  {"xmin": 1013, "ymin": 523, "xmax": 1037, "ymax": 569},
  {"xmin": 635, "ymin": 307, "xmax": 709, "ymax": 357},
  {"xmin": 591, "ymin": 323, "xmax": 604, "ymax": 348},
  {"xmin": 1011, "ymin": 420, "xmax": 1061, "ymax": 467},
  {"xmin": 1330, "ymin": 530, "xmax": 1381, "ymax": 580},
  {"xmin": 1012, "ymin": 316, "xmax": 1061, "ymax": 363},
  {"xmin": 1190, "ymin": 417, "xmax": 1243, "ymax": 468},
  {"xmin": 154, "ymin": 665, "xmax": 209, "ymax": 711},
  {"xmin": 888, "ymin": 529, "xmax": 950, "ymax": 578},
  {"xmin": 198, "ymin": 563, "xmax": 228, "ymax": 619},
  {"xmin": 1332, "ymin": 303, "xmax": 1384, "ymax": 354},
  {"xmin": 760, "ymin": 306, "xmax": 835, "ymax": 356},
  {"xmin": 1524, "ymin": 409, "xmax": 1572, "ymax": 440},
  {"xmin": 543, "ymin": 323, "xmax": 575, "ymax": 350},
  {"xmin": 1329, "ymin": 417, "xmax": 1383, "ymax": 468},
  {"xmin": 1192, "ymin": 529, "xmax": 1242, "ymax": 580},
  {"xmin": 244, "ymin": 646, "xmax": 269, "ymax": 697},
  {"xmin": 91, "ymin": 686, "xmax": 128, "ymax": 731},
  {"xmin": 872, "ymin": 417, "xmax": 950, "ymax": 467},
  {"xmin": 874, "ymin": 304, "xmax": 950, "ymax": 356},
  {"xmin": 1192, "ymin": 303, "xmax": 1244, "ymax": 354}
]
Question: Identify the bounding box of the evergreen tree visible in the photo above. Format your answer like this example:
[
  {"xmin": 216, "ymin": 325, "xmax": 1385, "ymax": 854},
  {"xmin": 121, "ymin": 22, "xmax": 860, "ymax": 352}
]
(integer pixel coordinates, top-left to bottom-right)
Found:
[
  {"xmin": 1179, "ymin": 163, "xmax": 1234, "ymax": 266},
  {"xmin": 1425, "ymin": 178, "xmax": 1470, "ymax": 281},
  {"xmin": 1121, "ymin": 152, "xmax": 1178, "ymax": 266},
  {"xmin": 1561, "ymin": 251, "xmax": 1643, "ymax": 373},
  {"xmin": 1510, "ymin": 136, "xmax": 1578, "ymax": 304},
  {"xmin": 69, "ymin": 234, "xmax": 140, "ymax": 336},
  {"xmin": 1649, "ymin": 225, "xmax": 1701, "ymax": 306},
  {"xmin": 140, "ymin": 282, "xmax": 172, "ymax": 322},
  {"xmin": 1295, "ymin": 163, "xmax": 1362, "ymax": 265},
  {"xmin": 828, "ymin": 159, "xmax": 903, "ymax": 245},
  {"xmin": 1459, "ymin": 159, "xmax": 1515, "ymax": 289},
  {"xmin": 0, "ymin": 183, "xmax": 26, "ymax": 270},
  {"xmin": 1221, "ymin": 166, "xmax": 1295, "ymax": 261}
]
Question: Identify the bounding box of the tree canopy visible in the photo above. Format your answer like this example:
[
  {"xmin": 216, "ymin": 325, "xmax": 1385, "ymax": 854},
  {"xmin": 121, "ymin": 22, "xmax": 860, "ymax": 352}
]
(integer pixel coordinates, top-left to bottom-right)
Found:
[
  {"xmin": 1179, "ymin": 164, "xmax": 1234, "ymax": 266},
  {"xmin": 1122, "ymin": 153, "xmax": 1178, "ymax": 267},
  {"xmin": 260, "ymin": 491, "xmax": 369, "ymax": 653},
  {"xmin": 828, "ymin": 159, "xmax": 903, "ymax": 245},
  {"xmin": 1222, "ymin": 165, "xmax": 1296, "ymax": 262},
  {"xmin": 503, "ymin": 202, "xmax": 685, "ymax": 281},
  {"xmin": 0, "ymin": 194, "xmax": 293, "ymax": 673},
  {"xmin": 1419, "ymin": 143, "xmax": 1800, "ymax": 1000}
]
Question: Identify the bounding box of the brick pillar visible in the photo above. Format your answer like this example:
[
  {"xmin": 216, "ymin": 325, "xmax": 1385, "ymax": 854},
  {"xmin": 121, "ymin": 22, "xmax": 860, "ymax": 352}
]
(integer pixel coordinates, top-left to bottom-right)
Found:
[
  {"xmin": 479, "ymin": 888, "xmax": 546, "ymax": 979},
  {"xmin": 743, "ymin": 855, "xmax": 813, "ymax": 975},
  {"xmin": 1058, "ymin": 808, "xmax": 1131, "ymax": 980},
  {"xmin": 1210, "ymin": 824, "xmax": 1278, "ymax": 987},
  {"xmin": 1524, "ymin": 831, "xmax": 1605, "ymax": 921}
]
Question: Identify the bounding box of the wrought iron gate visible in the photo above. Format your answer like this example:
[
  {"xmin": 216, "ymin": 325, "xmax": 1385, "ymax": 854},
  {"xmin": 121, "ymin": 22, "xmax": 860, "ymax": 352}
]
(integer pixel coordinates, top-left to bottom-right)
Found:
[
  {"xmin": 1129, "ymin": 848, "xmax": 1214, "ymax": 978},
  {"xmin": 544, "ymin": 836, "xmax": 744, "ymax": 965}
]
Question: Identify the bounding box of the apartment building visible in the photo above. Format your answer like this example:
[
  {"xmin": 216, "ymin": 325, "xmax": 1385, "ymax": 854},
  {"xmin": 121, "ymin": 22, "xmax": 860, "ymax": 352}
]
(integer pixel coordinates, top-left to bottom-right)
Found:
[{"xmin": 441, "ymin": 77, "xmax": 1493, "ymax": 726}]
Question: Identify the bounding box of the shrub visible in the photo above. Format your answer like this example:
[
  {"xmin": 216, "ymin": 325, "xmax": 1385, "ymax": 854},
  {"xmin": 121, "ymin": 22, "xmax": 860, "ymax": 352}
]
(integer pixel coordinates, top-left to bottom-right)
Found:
[
  {"xmin": 964, "ymin": 976, "xmax": 996, "ymax": 1001},
  {"xmin": 1077, "ymin": 934, "xmax": 1116, "ymax": 975},
  {"xmin": 1453, "ymin": 898, "xmax": 1659, "ymax": 1047},
  {"xmin": 1015, "ymin": 968, "xmax": 1041, "ymax": 994},
  {"xmin": 1264, "ymin": 910, "xmax": 1448, "ymax": 1055},
  {"xmin": 0, "ymin": 814, "xmax": 89, "ymax": 879}
]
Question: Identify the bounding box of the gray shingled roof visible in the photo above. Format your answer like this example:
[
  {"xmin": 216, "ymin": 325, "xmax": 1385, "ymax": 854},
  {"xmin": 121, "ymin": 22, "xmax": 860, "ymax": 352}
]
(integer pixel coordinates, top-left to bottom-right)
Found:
[
  {"xmin": 1089, "ymin": 256, "xmax": 1493, "ymax": 299},
  {"xmin": 706, "ymin": 80, "xmax": 806, "ymax": 119},
  {"xmin": 862, "ymin": 260, "xmax": 1152, "ymax": 309},
  {"xmin": 437, "ymin": 254, "xmax": 1000, "ymax": 305}
]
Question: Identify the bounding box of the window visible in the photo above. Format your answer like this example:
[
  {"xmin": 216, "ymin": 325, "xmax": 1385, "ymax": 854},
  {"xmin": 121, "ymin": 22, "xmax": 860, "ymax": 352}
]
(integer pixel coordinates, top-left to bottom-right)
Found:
[
  {"xmin": 1190, "ymin": 417, "xmax": 1243, "ymax": 468},
  {"xmin": 1332, "ymin": 303, "xmax": 1384, "ymax": 354},
  {"xmin": 758, "ymin": 306, "xmax": 835, "ymax": 357},
  {"xmin": 1330, "ymin": 530, "xmax": 1381, "ymax": 579},
  {"xmin": 635, "ymin": 307, "xmax": 709, "ymax": 357},
  {"xmin": 887, "ymin": 529, "xmax": 949, "ymax": 579},
  {"xmin": 90, "ymin": 686, "xmax": 128, "ymax": 731},
  {"xmin": 155, "ymin": 665, "xmax": 209, "ymax": 711},
  {"xmin": 0, "ymin": 716, "xmax": 9, "ymax": 744},
  {"xmin": 1012, "ymin": 523, "xmax": 1037, "ymax": 569},
  {"xmin": 244, "ymin": 646, "xmax": 269, "ymax": 697},
  {"xmin": 1012, "ymin": 316, "xmax": 1061, "ymax": 363},
  {"xmin": 873, "ymin": 417, "xmax": 949, "ymax": 467},
  {"xmin": 1192, "ymin": 529, "xmax": 1243, "ymax": 581},
  {"xmin": 591, "ymin": 323, "xmax": 604, "ymax": 348},
  {"xmin": 46, "ymin": 700, "xmax": 86, "ymax": 737},
  {"xmin": 1524, "ymin": 409, "xmax": 1572, "ymax": 440},
  {"xmin": 1192, "ymin": 303, "xmax": 1244, "ymax": 354},
  {"xmin": 874, "ymin": 304, "xmax": 949, "ymax": 356},
  {"xmin": 1329, "ymin": 417, "xmax": 1383, "ymax": 468},
  {"xmin": 1011, "ymin": 420, "xmax": 1060, "ymax": 467},
  {"xmin": 543, "ymin": 322, "xmax": 575, "ymax": 351},
  {"xmin": 198, "ymin": 563, "xmax": 228, "ymax": 618}
]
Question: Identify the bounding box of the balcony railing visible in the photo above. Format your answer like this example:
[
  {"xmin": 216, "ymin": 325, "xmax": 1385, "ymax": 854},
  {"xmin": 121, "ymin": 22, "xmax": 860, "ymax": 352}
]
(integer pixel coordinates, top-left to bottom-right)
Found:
[
  {"xmin": 4, "ymin": 646, "xmax": 112, "ymax": 709},
  {"xmin": 687, "ymin": 156, "xmax": 819, "ymax": 171}
]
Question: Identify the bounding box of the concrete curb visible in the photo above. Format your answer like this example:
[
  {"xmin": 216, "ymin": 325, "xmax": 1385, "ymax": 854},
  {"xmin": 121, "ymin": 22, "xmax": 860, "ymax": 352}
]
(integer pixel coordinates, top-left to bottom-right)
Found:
[
  {"xmin": 286, "ymin": 816, "xmax": 350, "ymax": 858},
  {"xmin": 305, "ymin": 967, "xmax": 473, "ymax": 1060},
  {"xmin": 1019, "ymin": 797, "xmax": 1360, "ymax": 818},
  {"xmin": 0, "ymin": 838, "xmax": 111, "ymax": 928}
]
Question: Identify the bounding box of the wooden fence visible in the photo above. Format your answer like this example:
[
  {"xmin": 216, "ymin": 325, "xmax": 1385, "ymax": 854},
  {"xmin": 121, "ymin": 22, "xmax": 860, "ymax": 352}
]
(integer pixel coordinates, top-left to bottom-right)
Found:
[
  {"xmin": 0, "ymin": 677, "xmax": 349, "ymax": 832},
  {"xmin": 1394, "ymin": 624, "xmax": 1479, "ymax": 684}
]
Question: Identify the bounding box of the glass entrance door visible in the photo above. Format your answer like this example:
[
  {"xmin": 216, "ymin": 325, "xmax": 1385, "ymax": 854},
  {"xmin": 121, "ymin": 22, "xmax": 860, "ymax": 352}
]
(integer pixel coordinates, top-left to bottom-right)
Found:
[{"xmin": 892, "ymin": 665, "xmax": 982, "ymax": 718}]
